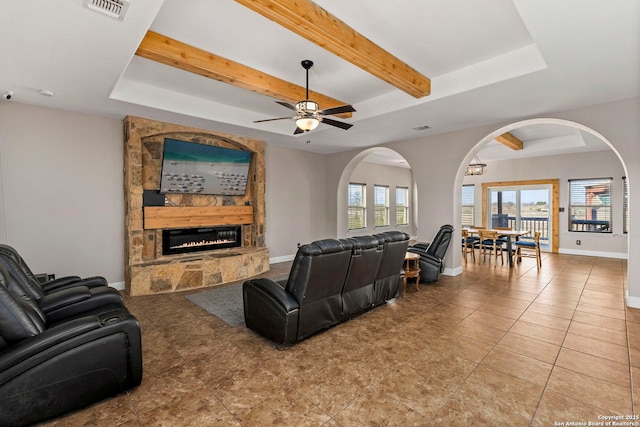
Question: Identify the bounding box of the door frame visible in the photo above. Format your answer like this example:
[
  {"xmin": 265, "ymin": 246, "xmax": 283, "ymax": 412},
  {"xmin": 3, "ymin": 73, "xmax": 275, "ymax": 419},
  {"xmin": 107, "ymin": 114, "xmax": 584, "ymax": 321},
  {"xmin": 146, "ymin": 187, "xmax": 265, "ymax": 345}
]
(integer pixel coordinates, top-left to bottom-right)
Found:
[{"xmin": 481, "ymin": 179, "xmax": 559, "ymax": 253}]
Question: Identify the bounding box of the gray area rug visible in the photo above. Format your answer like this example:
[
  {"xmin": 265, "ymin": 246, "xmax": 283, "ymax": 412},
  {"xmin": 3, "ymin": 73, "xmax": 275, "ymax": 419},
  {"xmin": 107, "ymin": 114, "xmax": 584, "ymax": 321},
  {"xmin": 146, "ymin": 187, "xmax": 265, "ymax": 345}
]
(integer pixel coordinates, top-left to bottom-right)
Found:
[
  {"xmin": 186, "ymin": 283, "xmax": 245, "ymax": 327},
  {"xmin": 185, "ymin": 276, "xmax": 288, "ymax": 327}
]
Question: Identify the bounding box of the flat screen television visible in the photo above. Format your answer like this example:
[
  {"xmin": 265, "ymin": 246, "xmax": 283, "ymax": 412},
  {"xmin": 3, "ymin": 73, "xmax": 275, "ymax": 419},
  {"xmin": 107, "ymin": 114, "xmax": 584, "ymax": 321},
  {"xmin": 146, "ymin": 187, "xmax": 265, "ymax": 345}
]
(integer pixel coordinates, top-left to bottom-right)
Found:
[{"xmin": 159, "ymin": 138, "xmax": 252, "ymax": 196}]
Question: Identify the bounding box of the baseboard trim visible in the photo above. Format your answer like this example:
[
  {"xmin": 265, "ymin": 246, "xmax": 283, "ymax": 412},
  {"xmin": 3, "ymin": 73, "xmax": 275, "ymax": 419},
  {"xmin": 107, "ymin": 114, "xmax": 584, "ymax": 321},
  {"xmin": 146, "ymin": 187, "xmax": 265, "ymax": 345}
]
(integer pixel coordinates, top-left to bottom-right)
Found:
[
  {"xmin": 627, "ymin": 291, "xmax": 640, "ymax": 309},
  {"xmin": 270, "ymin": 254, "xmax": 295, "ymax": 264},
  {"xmin": 443, "ymin": 266, "xmax": 463, "ymax": 277},
  {"xmin": 109, "ymin": 281, "xmax": 125, "ymax": 291},
  {"xmin": 558, "ymin": 248, "xmax": 627, "ymax": 259}
]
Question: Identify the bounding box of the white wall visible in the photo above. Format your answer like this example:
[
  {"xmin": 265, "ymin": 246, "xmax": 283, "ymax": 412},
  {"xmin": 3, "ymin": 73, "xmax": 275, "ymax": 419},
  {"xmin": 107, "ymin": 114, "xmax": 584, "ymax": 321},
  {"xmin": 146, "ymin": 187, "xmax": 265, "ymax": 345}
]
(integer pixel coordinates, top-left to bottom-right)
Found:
[
  {"xmin": 264, "ymin": 144, "xmax": 331, "ymax": 261},
  {"xmin": 0, "ymin": 102, "xmax": 124, "ymax": 283},
  {"xmin": 348, "ymin": 161, "xmax": 416, "ymax": 237},
  {"xmin": 463, "ymin": 149, "xmax": 627, "ymax": 257}
]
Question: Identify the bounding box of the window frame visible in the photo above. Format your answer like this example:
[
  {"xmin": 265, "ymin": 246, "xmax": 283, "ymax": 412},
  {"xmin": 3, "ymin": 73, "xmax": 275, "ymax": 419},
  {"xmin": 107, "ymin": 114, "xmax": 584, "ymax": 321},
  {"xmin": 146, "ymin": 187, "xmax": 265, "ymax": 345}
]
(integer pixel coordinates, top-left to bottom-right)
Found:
[
  {"xmin": 568, "ymin": 177, "xmax": 613, "ymax": 233},
  {"xmin": 348, "ymin": 182, "xmax": 367, "ymax": 230},
  {"xmin": 461, "ymin": 184, "xmax": 475, "ymax": 227},
  {"xmin": 396, "ymin": 186, "xmax": 410, "ymax": 226},
  {"xmin": 374, "ymin": 184, "xmax": 390, "ymax": 227}
]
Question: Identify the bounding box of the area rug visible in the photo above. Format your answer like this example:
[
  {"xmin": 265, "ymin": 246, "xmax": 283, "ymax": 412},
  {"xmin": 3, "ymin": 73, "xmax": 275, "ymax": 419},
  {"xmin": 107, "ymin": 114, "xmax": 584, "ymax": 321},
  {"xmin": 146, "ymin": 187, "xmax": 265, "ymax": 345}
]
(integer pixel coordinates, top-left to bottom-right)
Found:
[{"xmin": 185, "ymin": 276, "xmax": 287, "ymax": 327}]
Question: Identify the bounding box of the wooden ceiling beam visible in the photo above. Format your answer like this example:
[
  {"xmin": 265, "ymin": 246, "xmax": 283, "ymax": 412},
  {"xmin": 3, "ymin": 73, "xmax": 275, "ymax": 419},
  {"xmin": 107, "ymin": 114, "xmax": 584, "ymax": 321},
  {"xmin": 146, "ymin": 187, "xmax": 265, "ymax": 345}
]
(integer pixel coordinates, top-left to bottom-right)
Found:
[
  {"xmin": 235, "ymin": 0, "xmax": 431, "ymax": 98},
  {"xmin": 135, "ymin": 30, "xmax": 352, "ymax": 118},
  {"xmin": 496, "ymin": 132, "xmax": 524, "ymax": 150}
]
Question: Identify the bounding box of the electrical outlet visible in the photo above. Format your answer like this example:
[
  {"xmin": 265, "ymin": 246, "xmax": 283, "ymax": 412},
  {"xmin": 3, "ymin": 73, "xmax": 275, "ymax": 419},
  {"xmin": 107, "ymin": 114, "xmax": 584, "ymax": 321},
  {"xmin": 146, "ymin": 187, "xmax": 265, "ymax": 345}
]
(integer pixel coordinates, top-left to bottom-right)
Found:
[{"xmin": 576, "ymin": 240, "xmax": 581, "ymax": 245}]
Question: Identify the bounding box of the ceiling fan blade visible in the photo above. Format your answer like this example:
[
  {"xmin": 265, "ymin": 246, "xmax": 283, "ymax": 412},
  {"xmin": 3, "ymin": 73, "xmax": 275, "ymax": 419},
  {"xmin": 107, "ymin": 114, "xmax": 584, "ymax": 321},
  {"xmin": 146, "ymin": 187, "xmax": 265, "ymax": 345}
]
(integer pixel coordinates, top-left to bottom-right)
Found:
[
  {"xmin": 276, "ymin": 101, "xmax": 297, "ymax": 111},
  {"xmin": 253, "ymin": 116, "xmax": 294, "ymax": 123},
  {"xmin": 294, "ymin": 126, "xmax": 304, "ymax": 135},
  {"xmin": 321, "ymin": 117, "xmax": 353, "ymax": 130},
  {"xmin": 319, "ymin": 104, "xmax": 356, "ymax": 116}
]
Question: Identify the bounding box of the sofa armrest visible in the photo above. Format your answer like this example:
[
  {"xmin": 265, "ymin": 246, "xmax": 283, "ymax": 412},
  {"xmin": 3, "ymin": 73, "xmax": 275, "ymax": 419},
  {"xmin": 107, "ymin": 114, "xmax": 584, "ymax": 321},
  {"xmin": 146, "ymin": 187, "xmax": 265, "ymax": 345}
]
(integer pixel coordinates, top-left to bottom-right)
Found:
[
  {"xmin": 408, "ymin": 248, "xmax": 442, "ymax": 267},
  {"xmin": 0, "ymin": 316, "xmax": 101, "ymax": 373},
  {"xmin": 407, "ymin": 247, "xmax": 427, "ymax": 256},
  {"xmin": 412, "ymin": 242, "xmax": 431, "ymax": 251},
  {"xmin": 0, "ymin": 307, "xmax": 142, "ymax": 426},
  {"xmin": 244, "ymin": 278, "xmax": 298, "ymax": 312},
  {"xmin": 38, "ymin": 287, "xmax": 92, "ymax": 313},
  {"xmin": 40, "ymin": 287, "xmax": 124, "ymax": 324},
  {"xmin": 39, "ymin": 276, "xmax": 81, "ymax": 290},
  {"xmin": 42, "ymin": 276, "xmax": 107, "ymax": 293},
  {"xmin": 243, "ymin": 278, "xmax": 300, "ymax": 344}
]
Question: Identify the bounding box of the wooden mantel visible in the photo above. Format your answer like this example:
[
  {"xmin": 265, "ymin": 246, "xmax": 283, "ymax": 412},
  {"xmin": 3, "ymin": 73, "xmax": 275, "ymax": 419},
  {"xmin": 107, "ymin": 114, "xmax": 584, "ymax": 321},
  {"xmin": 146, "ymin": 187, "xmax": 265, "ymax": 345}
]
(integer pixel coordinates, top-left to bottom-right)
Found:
[{"xmin": 143, "ymin": 206, "xmax": 254, "ymax": 229}]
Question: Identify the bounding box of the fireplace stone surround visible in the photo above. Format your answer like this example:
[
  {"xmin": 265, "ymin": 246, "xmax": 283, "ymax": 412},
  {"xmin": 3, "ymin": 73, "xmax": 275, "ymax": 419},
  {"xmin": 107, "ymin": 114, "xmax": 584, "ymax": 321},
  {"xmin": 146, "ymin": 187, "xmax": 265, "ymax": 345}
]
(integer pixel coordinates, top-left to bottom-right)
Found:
[{"xmin": 124, "ymin": 116, "xmax": 269, "ymax": 296}]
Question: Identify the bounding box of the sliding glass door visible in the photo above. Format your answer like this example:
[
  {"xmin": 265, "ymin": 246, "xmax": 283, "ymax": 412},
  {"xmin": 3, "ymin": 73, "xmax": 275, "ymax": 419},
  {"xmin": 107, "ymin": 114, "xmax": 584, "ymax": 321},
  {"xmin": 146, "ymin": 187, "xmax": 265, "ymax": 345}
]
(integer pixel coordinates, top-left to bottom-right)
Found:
[{"xmin": 488, "ymin": 185, "xmax": 552, "ymax": 251}]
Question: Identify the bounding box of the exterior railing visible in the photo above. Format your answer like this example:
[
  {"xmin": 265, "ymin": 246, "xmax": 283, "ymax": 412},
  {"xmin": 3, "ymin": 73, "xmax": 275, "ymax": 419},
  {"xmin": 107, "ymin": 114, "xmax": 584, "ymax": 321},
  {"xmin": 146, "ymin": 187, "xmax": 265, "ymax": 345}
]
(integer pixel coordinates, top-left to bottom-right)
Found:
[
  {"xmin": 464, "ymin": 215, "xmax": 551, "ymax": 242},
  {"xmin": 503, "ymin": 216, "xmax": 549, "ymax": 242}
]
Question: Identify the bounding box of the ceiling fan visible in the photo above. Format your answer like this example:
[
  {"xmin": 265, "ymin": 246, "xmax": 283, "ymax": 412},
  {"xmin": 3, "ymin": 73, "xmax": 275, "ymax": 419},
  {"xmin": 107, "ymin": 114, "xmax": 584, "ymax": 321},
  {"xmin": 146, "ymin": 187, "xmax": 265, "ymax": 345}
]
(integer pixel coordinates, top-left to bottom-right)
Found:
[{"xmin": 254, "ymin": 60, "xmax": 356, "ymax": 134}]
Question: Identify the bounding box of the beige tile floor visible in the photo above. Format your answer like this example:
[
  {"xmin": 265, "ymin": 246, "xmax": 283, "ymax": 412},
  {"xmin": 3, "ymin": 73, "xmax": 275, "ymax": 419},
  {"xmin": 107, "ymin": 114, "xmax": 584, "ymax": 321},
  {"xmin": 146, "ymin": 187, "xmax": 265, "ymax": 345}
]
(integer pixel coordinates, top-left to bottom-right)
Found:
[{"xmin": 43, "ymin": 252, "xmax": 639, "ymax": 426}]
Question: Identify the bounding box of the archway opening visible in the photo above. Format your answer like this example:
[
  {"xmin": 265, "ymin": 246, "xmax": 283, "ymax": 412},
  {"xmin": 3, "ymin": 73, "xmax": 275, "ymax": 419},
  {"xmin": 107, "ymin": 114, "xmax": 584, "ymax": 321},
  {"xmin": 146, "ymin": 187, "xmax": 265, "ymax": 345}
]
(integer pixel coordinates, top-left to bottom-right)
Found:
[
  {"xmin": 453, "ymin": 118, "xmax": 629, "ymax": 270},
  {"xmin": 336, "ymin": 147, "xmax": 416, "ymax": 239}
]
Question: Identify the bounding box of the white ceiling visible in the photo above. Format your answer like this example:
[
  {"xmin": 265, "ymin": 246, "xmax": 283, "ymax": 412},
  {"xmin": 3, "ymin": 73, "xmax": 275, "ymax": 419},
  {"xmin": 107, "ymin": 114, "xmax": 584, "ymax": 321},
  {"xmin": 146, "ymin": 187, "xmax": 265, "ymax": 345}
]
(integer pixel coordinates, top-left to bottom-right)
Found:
[{"xmin": 1, "ymin": 0, "xmax": 638, "ymax": 163}]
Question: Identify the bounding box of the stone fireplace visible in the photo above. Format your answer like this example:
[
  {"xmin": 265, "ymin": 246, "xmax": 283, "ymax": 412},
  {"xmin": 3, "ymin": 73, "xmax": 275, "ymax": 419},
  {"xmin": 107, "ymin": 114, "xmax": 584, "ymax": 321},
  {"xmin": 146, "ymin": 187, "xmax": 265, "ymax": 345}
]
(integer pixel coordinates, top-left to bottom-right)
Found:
[{"xmin": 123, "ymin": 116, "xmax": 269, "ymax": 296}]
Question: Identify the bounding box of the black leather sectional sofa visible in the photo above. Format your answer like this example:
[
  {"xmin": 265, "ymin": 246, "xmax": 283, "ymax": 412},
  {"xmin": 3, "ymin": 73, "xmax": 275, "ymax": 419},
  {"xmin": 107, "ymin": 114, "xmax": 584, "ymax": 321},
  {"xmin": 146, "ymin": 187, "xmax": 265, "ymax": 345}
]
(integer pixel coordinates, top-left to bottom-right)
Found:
[
  {"xmin": 0, "ymin": 246, "xmax": 142, "ymax": 427},
  {"xmin": 243, "ymin": 231, "xmax": 409, "ymax": 344}
]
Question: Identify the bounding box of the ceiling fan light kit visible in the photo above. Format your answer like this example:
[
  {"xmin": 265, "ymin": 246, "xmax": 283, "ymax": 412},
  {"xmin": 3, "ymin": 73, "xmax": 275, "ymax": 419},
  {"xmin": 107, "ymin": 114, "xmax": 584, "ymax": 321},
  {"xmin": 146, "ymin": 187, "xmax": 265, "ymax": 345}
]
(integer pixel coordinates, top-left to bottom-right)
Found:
[
  {"xmin": 296, "ymin": 116, "xmax": 320, "ymax": 131},
  {"xmin": 254, "ymin": 60, "xmax": 355, "ymax": 134}
]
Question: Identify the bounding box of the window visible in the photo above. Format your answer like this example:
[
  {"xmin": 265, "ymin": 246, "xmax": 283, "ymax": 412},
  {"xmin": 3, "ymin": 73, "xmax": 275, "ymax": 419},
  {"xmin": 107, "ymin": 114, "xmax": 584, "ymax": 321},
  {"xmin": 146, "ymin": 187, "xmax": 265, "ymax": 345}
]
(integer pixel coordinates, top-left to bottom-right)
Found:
[
  {"xmin": 623, "ymin": 176, "xmax": 629, "ymax": 234},
  {"xmin": 461, "ymin": 185, "xmax": 475, "ymax": 227},
  {"xmin": 374, "ymin": 185, "xmax": 389, "ymax": 227},
  {"xmin": 396, "ymin": 187, "xmax": 409, "ymax": 225},
  {"xmin": 348, "ymin": 183, "xmax": 366, "ymax": 229},
  {"xmin": 569, "ymin": 178, "xmax": 612, "ymax": 233}
]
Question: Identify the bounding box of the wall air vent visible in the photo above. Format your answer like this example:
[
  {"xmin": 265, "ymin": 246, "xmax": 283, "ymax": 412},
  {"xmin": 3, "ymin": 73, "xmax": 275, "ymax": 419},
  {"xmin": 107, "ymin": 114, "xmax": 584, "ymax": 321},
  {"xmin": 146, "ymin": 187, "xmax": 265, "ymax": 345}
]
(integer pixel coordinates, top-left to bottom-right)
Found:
[
  {"xmin": 413, "ymin": 125, "xmax": 431, "ymax": 131},
  {"xmin": 82, "ymin": 0, "xmax": 130, "ymax": 21}
]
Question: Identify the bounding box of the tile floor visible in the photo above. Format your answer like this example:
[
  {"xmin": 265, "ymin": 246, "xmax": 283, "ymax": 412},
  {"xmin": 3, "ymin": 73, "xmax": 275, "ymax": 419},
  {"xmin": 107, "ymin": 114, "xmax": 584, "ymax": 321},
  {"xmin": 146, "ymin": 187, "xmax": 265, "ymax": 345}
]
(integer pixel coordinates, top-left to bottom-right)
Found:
[{"xmin": 43, "ymin": 252, "xmax": 639, "ymax": 426}]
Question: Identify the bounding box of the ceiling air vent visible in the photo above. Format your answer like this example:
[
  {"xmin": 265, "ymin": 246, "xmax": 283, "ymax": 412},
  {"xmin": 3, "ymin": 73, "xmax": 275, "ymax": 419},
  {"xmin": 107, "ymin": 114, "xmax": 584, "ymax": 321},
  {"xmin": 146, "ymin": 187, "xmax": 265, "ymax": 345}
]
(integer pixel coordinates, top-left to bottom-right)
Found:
[
  {"xmin": 412, "ymin": 125, "xmax": 431, "ymax": 131},
  {"xmin": 82, "ymin": 0, "xmax": 130, "ymax": 21}
]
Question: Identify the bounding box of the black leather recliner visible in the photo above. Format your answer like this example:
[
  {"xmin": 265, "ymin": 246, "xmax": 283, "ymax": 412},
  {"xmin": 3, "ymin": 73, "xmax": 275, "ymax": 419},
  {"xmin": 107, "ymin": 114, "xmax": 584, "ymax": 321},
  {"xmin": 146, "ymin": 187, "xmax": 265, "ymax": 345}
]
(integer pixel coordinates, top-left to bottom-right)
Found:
[
  {"xmin": 243, "ymin": 239, "xmax": 353, "ymax": 344},
  {"xmin": 408, "ymin": 225, "xmax": 454, "ymax": 283},
  {"xmin": 0, "ymin": 266, "xmax": 142, "ymax": 427},
  {"xmin": 243, "ymin": 232, "xmax": 409, "ymax": 344},
  {"xmin": 0, "ymin": 244, "xmax": 108, "ymax": 292},
  {"xmin": 0, "ymin": 252, "xmax": 124, "ymax": 324}
]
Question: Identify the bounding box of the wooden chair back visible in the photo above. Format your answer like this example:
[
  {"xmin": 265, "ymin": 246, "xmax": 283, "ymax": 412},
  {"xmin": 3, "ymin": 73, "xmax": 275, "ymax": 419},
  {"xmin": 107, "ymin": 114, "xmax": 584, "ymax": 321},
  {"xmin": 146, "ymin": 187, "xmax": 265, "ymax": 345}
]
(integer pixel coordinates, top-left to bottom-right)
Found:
[{"xmin": 478, "ymin": 230, "xmax": 503, "ymax": 265}]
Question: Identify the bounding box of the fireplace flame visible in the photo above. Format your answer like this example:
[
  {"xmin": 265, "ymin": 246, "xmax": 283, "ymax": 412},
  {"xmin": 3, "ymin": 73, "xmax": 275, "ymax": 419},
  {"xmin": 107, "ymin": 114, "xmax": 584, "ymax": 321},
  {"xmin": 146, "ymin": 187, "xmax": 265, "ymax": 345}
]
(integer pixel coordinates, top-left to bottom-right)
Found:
[{"xmin": 170, "ymin": 239, "xmax": 236, "ymax": 250}]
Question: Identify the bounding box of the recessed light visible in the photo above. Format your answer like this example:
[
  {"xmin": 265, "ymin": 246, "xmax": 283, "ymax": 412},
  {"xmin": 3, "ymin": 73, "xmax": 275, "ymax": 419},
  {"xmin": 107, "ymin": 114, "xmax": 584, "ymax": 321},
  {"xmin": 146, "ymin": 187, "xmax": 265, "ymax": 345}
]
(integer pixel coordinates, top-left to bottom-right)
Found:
[
  {"xmin": 39, "ymin": 89, "xmax": 54, "ymax": 97},
  {"xmin": 412, "ymin": 125, "xmax": 431, "ymax": 131}
]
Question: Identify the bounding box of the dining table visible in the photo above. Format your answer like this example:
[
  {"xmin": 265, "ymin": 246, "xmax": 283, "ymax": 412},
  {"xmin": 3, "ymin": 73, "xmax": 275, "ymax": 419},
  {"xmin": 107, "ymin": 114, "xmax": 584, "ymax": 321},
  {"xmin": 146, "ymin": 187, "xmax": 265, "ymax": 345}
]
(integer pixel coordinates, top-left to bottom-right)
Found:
[{"xmin": 465, "ymin": 228, "xmax": 530, "ymax": 267}]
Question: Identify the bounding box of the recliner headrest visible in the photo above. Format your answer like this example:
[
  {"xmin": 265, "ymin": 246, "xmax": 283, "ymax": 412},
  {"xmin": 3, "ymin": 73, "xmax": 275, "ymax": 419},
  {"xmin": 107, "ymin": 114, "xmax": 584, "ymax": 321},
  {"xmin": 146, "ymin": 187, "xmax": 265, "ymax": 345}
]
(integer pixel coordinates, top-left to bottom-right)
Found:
[
  {"xmin": 346, "ymin": 235, "xmax": 380, "ymax": 250},
  {"xmin": 299, "ymin": 239, "xmax": 346, "ymax": 256},
  {"xmin": 378, "ymin": 231, "xmax": 410, "ymax": 243}
]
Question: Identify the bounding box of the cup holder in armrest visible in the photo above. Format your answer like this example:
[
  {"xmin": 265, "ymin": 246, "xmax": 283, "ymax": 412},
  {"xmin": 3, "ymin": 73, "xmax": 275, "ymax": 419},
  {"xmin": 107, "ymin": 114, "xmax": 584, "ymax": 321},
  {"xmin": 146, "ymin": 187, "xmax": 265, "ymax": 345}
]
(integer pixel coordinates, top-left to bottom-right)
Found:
[{"xmin": 101, "ymin": 315, "xmax": 123, "ymax": 326}]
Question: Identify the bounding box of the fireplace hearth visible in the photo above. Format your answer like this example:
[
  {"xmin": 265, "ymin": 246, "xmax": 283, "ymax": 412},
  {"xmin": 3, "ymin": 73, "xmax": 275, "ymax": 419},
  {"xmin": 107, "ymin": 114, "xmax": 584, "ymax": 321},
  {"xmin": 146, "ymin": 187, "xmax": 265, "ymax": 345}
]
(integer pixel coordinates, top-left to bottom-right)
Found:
[{"xmin": 162, "ymin": 226, "xmax": 241, "ymax": 255}]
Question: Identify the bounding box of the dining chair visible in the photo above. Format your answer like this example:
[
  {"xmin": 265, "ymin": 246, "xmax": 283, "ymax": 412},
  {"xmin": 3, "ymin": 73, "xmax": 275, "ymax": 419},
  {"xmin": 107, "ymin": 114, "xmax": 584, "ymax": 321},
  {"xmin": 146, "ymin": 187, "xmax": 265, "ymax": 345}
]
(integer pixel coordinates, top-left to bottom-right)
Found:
[
  {"xmin": 493, "ymin": 226, "xmax": 512, "ymax": 245},
  {"xmin": 461, "ymin": 229, "xmax": 476, "ymax": 263},
  {"xmin": 478, "ymin": 230, "xmax": 504, "ymax": 266},
  {"xmin": 513, "ymin": 231, "xmax": 542, "ymax": 269}
]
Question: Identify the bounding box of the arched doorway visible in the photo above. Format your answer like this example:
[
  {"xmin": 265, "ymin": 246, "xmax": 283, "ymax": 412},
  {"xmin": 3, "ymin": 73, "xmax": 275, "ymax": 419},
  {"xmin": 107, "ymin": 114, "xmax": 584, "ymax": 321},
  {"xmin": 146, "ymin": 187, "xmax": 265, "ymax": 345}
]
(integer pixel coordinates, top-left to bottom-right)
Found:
[
  {"xmin": 454, "ymin": 118, "xmax": 629, "ymax": 269},
  {"xmin": 336, "ymin": 147, "xmax": 416, "ymax": 238}
]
